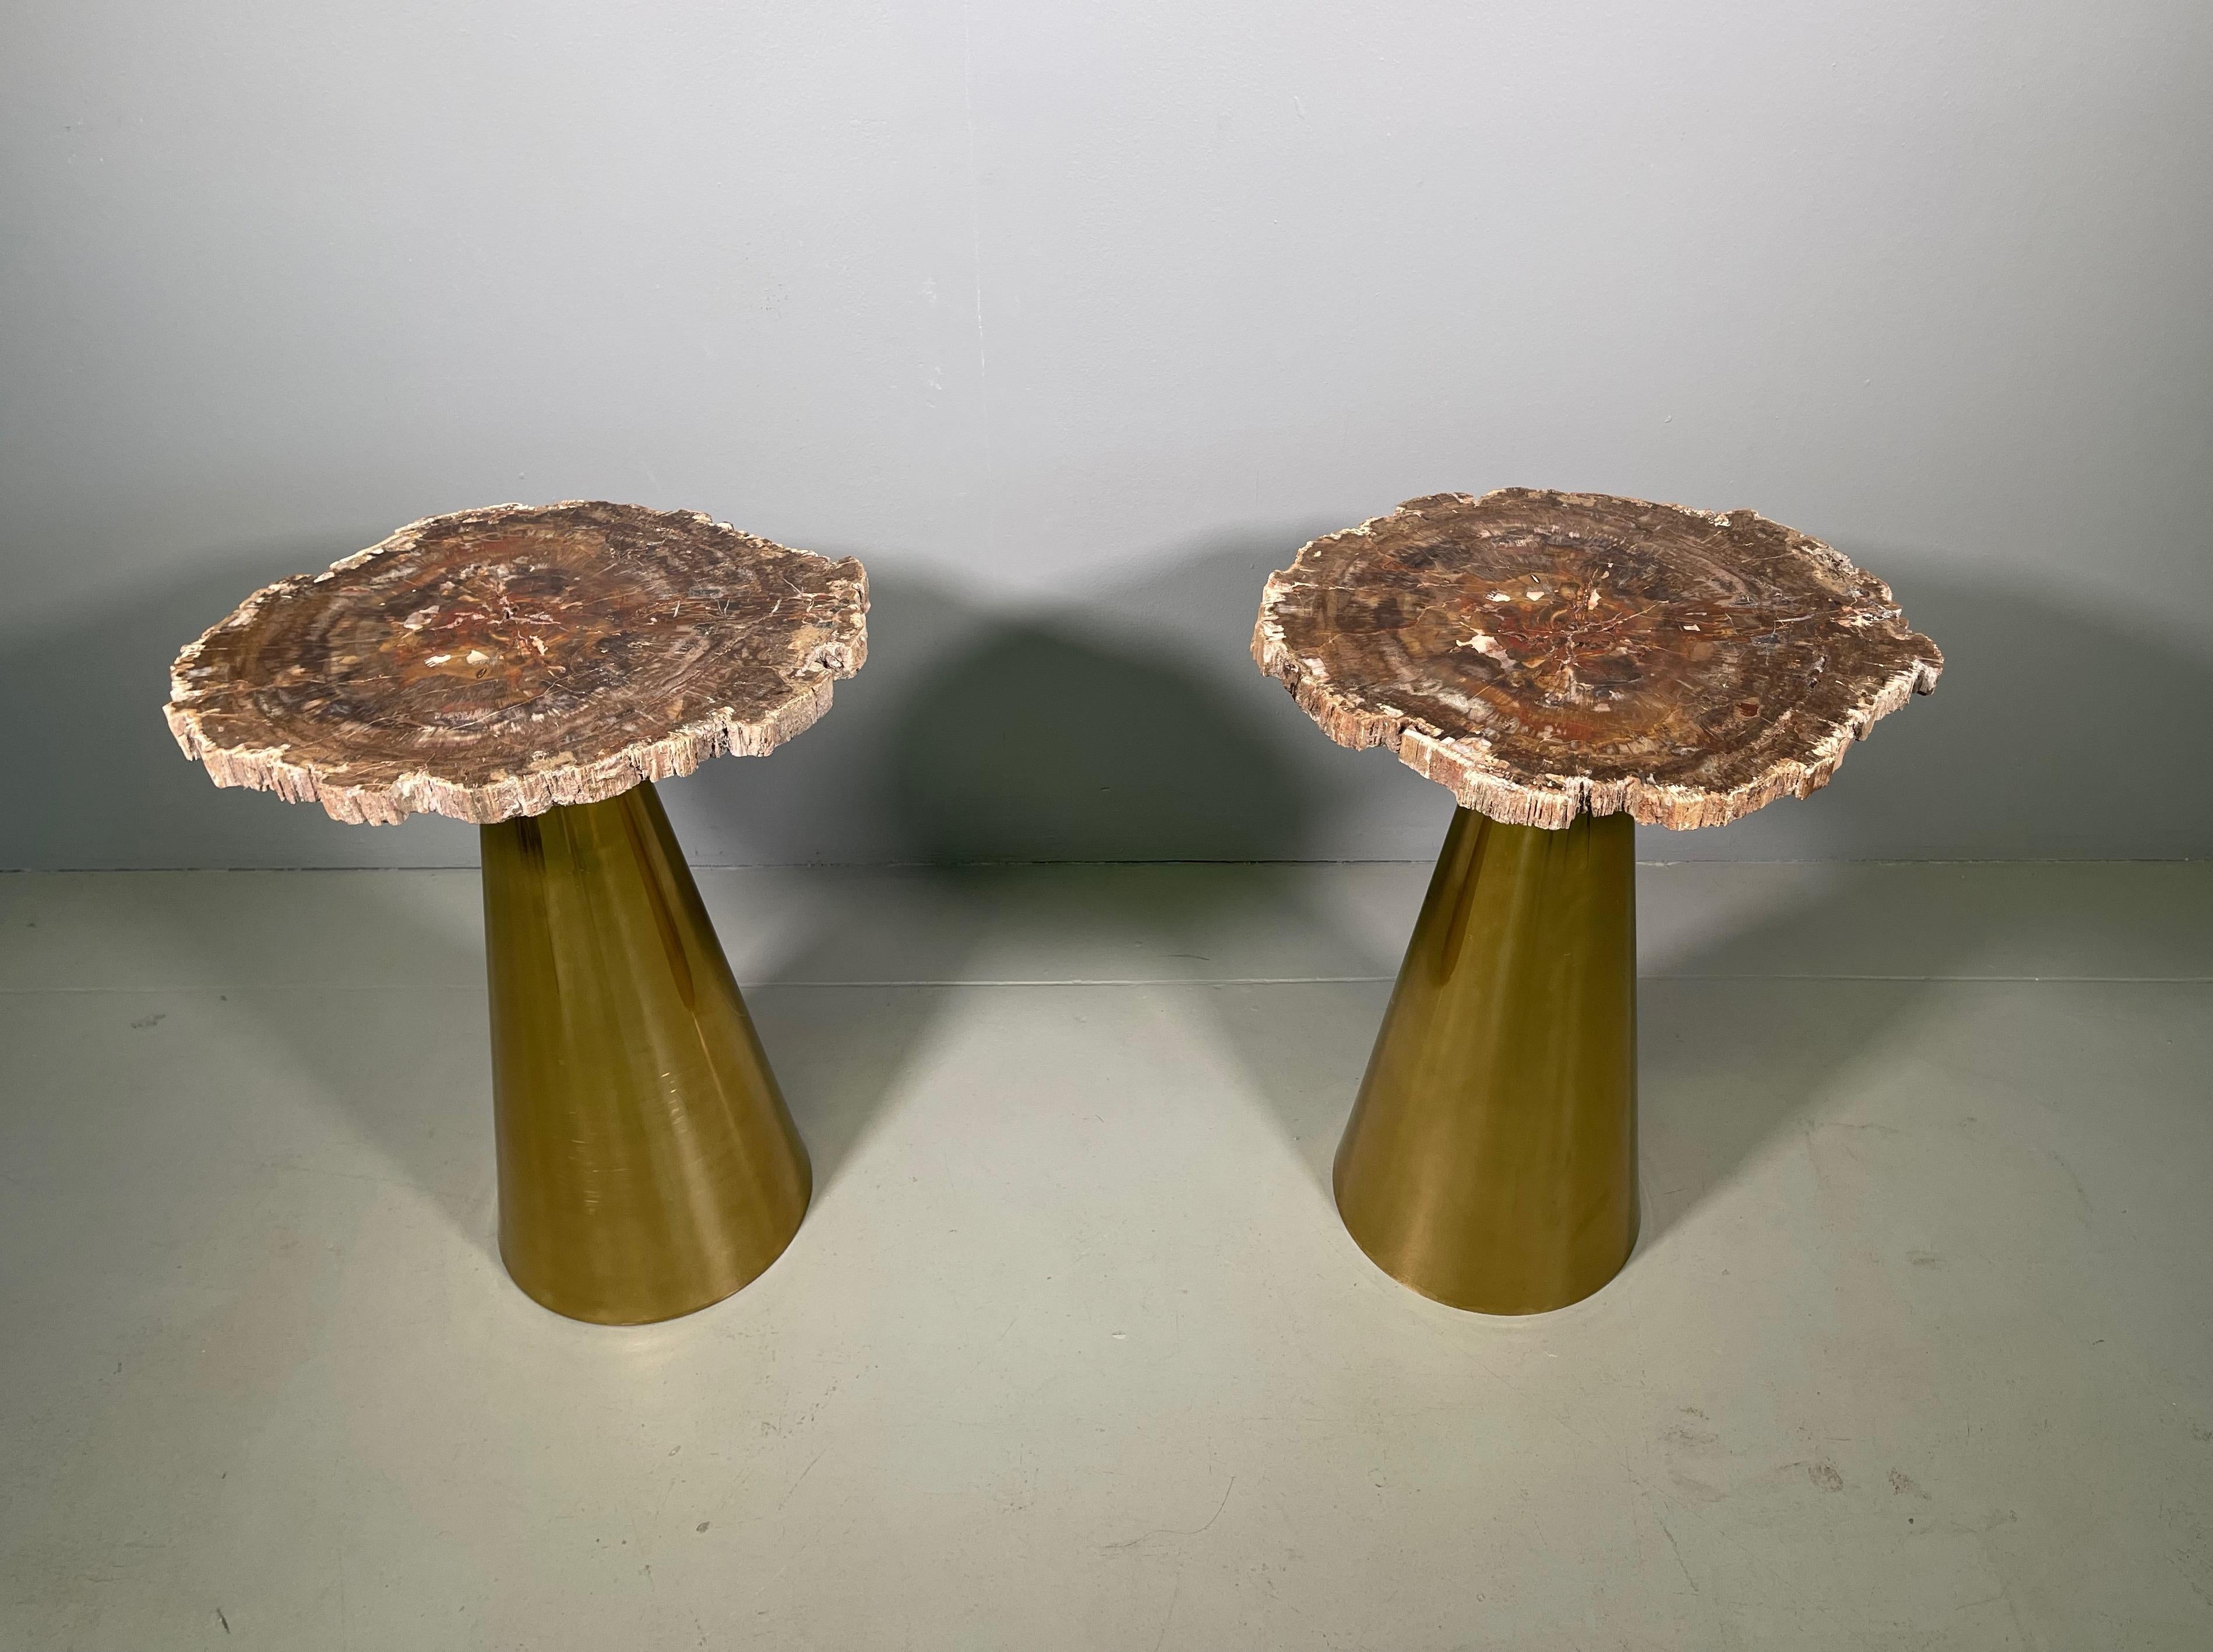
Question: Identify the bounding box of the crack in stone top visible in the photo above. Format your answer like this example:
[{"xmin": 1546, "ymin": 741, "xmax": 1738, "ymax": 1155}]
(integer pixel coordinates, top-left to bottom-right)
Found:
[
  {"xmin": 1252, "ymin": 489, "xmax": 1941, "ymax": 830},
  {"xmin": 165, "ymin": 501, "xmax": 869, "ymax": 825}
]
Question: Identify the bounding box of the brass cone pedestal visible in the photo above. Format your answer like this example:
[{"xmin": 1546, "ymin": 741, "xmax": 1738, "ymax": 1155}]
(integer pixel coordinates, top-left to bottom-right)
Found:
[
  {"xmin": 1334, "ymin": 807, "xmax": 1638, "ymax": 1314},
  {"xmin": 478, "ymin": 784, "xmax": 810, "ymax": 1325}
]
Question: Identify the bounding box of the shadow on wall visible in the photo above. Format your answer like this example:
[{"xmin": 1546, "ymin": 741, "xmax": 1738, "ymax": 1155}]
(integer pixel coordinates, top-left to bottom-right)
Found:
[
  {"xmin": 831, "ymin": 537, "xmax": 2213, "ymax": 869},
  {"xmin": 0, "ymin": 536, "xmax": 480, "ymax": 870},
  {"xmin": 1672, "ymin": 550, "xmax": 2213, "ymax": 862},
  {"xmin": 884, "ymin": 617, "xmax": 1310, "ymax": 863},
  {"xmin": 667, "ymin": 527, "xmax": 1389, "ymax": 869}
]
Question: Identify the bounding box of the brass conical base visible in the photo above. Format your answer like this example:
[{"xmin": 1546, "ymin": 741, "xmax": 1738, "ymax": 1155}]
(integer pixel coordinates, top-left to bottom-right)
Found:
[
  {"xmin": 1334, "ymin": 806, "xmax": 1638, "ymax": 1314},
  {"xmin": 478, "ymin": 784, "xmax": 810, "ymax": 1325}
]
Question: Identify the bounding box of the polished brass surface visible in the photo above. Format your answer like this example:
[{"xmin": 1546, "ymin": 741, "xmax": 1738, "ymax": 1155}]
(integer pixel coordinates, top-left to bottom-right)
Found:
[
  {"xmin": 1334, "ymin": 806, "xmax": 1637, "ymax": 1314},
  {"xmin": 479, "ymin": 784, "xmax": 810, "ymax": 1325}
]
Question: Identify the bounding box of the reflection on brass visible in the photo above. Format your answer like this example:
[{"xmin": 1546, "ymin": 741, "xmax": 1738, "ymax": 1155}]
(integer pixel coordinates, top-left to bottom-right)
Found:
[
  {"xmin": 480, "ymin": 783, "xmax": 809, "ymax": 1325},
  {"xmin": 1334, "ymin": 807, "xmax": 1637, "ymax": 1314}
]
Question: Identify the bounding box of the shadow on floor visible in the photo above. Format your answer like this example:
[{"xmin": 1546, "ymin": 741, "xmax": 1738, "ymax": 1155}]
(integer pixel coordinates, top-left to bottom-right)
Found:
[
  {"xmin": 1629, "ymin": 558, "xmax": 2213, "ymax": 1258},
  {"xmin": 146, "ymin": 861, "xmax": 499, "ymax": 1263},
  {"xmin": 1629, "ymin": 882, "xmax": 1961, "ymax": 1259},
  {"xmin": 0, "ymin": 539, "xmax": 503, "ymax": 1259}
]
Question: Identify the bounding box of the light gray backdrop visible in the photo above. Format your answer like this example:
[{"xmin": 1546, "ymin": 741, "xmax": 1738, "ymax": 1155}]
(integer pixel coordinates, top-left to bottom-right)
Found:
[{"xmin": 5, "ymin": 1, "xmax": 2208, "ymax": 869}]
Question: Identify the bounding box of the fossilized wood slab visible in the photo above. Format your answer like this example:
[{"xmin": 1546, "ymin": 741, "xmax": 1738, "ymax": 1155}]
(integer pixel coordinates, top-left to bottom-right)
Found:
[
  {"xmin": 1253, "ymin": 489, "xmax": 1941, "ymax": 830},
  {"xmin": 167, "ymin": 501, "xmax": 868, "ymax": 825}
]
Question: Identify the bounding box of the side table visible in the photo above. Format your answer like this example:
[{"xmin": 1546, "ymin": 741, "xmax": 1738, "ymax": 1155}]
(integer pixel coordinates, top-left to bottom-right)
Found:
[
  {"xmin": 1254, "ymin": 489, "xmax": 1941, "ymax": 1312},
  {"xmin": 167, "ymin": 501, "xmax": 868, "ymax": 1323}
]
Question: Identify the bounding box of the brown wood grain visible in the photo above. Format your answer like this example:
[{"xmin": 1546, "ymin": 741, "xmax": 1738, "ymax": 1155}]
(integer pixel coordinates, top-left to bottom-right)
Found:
[
  {"xmin": 167, "ymin": 501, "xmax": 867, "ymax": 824},
  {"xmin": 1253, "ymin": 489, "xmax": 1941, "ymax": 829}
]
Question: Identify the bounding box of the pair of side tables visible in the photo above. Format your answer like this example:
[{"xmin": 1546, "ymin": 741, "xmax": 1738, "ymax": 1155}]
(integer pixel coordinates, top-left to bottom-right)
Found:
[{"xmin": 165, "ymin": 492, "xmax": 1941, "ymax": 1325}]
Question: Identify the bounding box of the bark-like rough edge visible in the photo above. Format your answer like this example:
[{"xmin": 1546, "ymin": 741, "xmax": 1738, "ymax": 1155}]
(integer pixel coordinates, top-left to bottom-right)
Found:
[
  {"xmin": 1251, "ymin": 489, "xmax": 1943, "ymax": 831},
  {"xmin": 165, "ymin": 502, "xmax": 869, "ymax": 826}
]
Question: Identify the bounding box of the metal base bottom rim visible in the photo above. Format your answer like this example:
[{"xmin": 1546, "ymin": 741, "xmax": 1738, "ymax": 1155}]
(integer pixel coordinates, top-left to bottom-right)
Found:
[
  {"xmin": 499, "ymin": 1218, "xmax": 808, "ymax": 1326},
  {"xmin": 1338, "ymin": 1196, "xmax": 1641, "ymax": 1316}
]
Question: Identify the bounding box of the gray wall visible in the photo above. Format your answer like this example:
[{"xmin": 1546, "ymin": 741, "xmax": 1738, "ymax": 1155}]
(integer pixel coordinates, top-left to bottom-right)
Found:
[{"xmin": 5, "ymin": 1, "xmax": 2208, "ymax": 869}]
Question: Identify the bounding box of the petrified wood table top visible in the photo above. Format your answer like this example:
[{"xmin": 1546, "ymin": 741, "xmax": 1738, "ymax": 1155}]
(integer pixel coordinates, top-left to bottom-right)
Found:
[
  {"xmin": 167, "ymin": 501, "xmax": 868, "ymax": 825},
  {"xmin": 1253, "ymin": 489, "xmax": 1940, "ymax": 830}
]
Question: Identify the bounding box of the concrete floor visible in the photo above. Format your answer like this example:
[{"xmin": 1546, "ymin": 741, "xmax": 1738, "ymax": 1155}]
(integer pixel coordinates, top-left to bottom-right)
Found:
[{"xmin": 2, "ymin": 860, "xmax": 2209, "ymax": 1651}]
